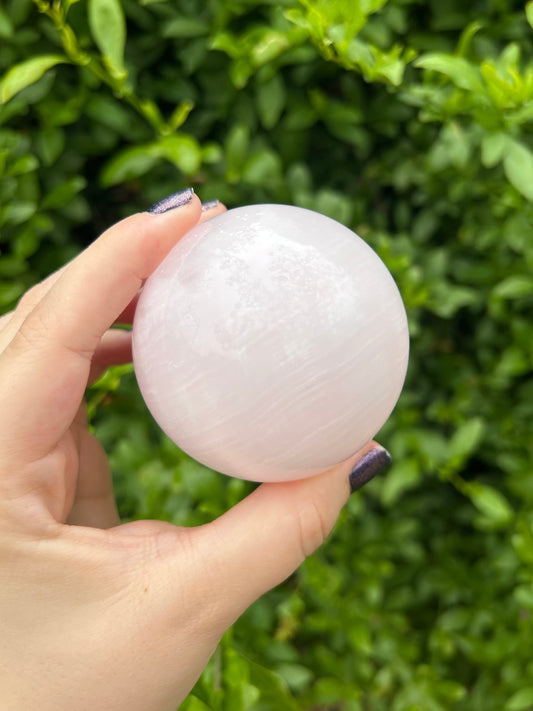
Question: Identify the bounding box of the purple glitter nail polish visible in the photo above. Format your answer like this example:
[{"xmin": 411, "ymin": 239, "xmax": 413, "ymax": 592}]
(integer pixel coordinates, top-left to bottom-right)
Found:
[
  {"xmin": 201, "ymin": 199, "xmax": 220, "ymax": 212},
  {"xmin": 349, "ymin": 445, "xmax": 391, "ymax": 493},
  {"xmin": 147, "ymin": 188, "xmax": 194, "ymax": 214}
]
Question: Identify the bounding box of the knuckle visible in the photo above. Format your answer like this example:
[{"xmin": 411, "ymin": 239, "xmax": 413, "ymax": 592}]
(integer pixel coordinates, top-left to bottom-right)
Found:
[
  {"xmin": 17, "ymin": 284, "xmax": 44, "ymax": 314},
  {"xmin": 16, "ymin": 308, "xmax": 49, "ymax": 349}
]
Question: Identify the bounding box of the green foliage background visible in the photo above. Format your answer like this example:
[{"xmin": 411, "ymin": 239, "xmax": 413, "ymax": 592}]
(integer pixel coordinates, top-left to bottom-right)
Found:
[{"xmin": 1, "ymin": 0, "xmax": 533, "ymax": 708}]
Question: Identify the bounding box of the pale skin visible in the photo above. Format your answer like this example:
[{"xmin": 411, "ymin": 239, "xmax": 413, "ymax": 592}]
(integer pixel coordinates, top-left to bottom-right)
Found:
[{"xmin": 0, "ymin": 194, "xmax": 378, "ymax": 711}]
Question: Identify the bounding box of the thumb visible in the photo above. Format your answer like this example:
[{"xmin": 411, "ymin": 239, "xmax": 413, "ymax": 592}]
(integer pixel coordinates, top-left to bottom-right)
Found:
[{"xmin": 192, "ymin": 442, "xmax": 391, "ymax": 629}]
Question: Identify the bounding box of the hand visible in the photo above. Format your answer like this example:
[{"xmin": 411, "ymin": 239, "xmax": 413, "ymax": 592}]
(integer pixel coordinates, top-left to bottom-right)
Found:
[{"xmin": 0, "ymin": 192, "xmax": 388, "ymax": 711}]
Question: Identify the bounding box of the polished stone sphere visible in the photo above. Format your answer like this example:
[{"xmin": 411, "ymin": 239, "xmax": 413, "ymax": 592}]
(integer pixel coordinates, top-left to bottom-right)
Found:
[{"xmin": 132, "ymin": 204, "xmax": 409, "ymax": 482}]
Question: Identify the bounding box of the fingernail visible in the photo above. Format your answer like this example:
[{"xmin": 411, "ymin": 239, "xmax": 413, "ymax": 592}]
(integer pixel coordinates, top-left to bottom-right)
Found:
[
  {"xmin": 201, "ymin": 199, "xmax": 220, "ymax": 212},
  {"xmin": 349, "ymin": 445, "xmax": 391, "ymax": 493},
  {"xmin": 147, "ymin": 188, "xmax": 195, "ymax": 214}
]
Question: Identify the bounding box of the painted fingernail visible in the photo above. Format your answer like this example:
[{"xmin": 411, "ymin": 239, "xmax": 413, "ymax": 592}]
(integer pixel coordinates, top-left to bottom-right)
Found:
[
  {"xmin": 349, "ymin": 445, "xmax": 391, "ymax": 493},
  {"xmin": 201, "ymin": 199, "xmax": 220, "ymax": 212},
  {"xmin": 147, "ymin": 187, "xmax": 195, "ymax": 214}
]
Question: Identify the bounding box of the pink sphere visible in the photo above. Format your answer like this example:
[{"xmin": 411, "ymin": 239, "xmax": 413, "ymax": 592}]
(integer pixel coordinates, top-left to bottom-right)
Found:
[{"xmin": 133, "ymin": 204, "xmax": 409, "ymax": 482}]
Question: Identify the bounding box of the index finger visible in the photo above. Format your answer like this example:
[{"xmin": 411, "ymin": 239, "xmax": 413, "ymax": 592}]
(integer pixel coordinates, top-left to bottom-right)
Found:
[{"xmin": 0, "ymin": 194, "xmax": 202, "ymax": 462}]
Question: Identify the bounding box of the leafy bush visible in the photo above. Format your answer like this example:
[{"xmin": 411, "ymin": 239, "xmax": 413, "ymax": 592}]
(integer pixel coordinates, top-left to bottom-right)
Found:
[{"xmin": 1, "ymin": 0, "xmax": 533, "ymax": 709}]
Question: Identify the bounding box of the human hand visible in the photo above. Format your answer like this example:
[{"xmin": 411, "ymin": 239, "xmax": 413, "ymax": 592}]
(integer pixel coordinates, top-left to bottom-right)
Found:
[{"xmin": 0, "ymin": 190, "xmax": 391, "ymax": 711}]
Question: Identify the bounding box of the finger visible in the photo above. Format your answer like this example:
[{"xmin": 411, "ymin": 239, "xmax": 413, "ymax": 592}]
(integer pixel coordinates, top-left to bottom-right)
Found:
[
  {"xmin": 0, "ymin": 200, "xmax": 226, "ymax": 340},
  {"xmin": 200, "ymin": 200, "xmax": 226, "ymax": 220},
  {"xmin": 2, "ymin": 264, "xmax": 137, "ymax": 346},
  {"xmin": 115, "ymin": 294, "xmax": 141, "ymax": 326},
  {"xmin": 88, "ymin": 330, "xmax": 133, "ymax": 384},
  {"xmin": 1, "ymin": 261, "xmax": 136, "ymax": 349},
  {"xmin": 67, "ymin": 407, "xmax": 120, "ymax": 529},
  {"xmin": 0, "ymin": 193, "xmax": 202, "ymax": 463},
  {"xmin": 114, "ymin": 201, "xmax": 227, "ymax": 326},
  {"xmin": 0, "ymin": 202, "xmax": 226, "ymax": 340},
  {"xmin": 188, "ymin": 443, "xmax": 391, "ymax": 630},
  {"xmin": 0, "ymin": 268, "xmax": 66, "ymax": 349}
]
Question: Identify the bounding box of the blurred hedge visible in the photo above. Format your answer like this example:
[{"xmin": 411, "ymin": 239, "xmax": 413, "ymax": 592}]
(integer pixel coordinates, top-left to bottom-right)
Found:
[{"xmin": 1, "ymin": 1, "xmax": 533, "ymax": 709}]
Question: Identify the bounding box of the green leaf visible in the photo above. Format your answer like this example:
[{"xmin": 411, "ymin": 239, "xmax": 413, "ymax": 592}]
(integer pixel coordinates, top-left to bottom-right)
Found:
[
  {"xmin": 179, "ymin": 696, "xmax": 213, "ymax": 711},
  {"xmin": 210, "ymin": 31, "xmax": 240, "ymax": 60},
  {"xmin": 6, "ymin": 154, "xmax": 39, "ymax": 176},
  {"xmin": 428, "ymin": 121, "xmax": 470, "ymax": 170},
  {"xmin": 492, "ymin": 275, "xmax": 533, "ymax": 300},
  {"xmin": 467, "ymin": 483, "xmax": 513, "ymax": 525},
  {"xmin": 159, "ymin": 134, "xmax": 202, "ymax": 175},
  {"xmin": 380, "ymin": 459, "xmax": 421, "ymax": 507},
  {"xmin": 101, "ymin": 132, "xmax": 202, "ymax": 186},
  {"xmin": 315, "ymin": 189, "xmax": 353, "ymax": 224},
  {"xmin": 526, "ymin": 2, "xmax": 533, "ymax": 30},
  {"xmin": 241, "ymin": 683, "xmax": 260, "ymax": 710},
  {"xmin": 429, "ymin": 282, "xmax": 479, "ymax": 317},
  {"xmin": 457, "ymin": 21, "xmax": 484, "ymax": 57},
  {"xmin": 86, "ymin": 95, "xmax": 134, "ymax": 135},
  {"xmin": 503, "ymin": 140, "xmax": 533, "ymax": 200},
  {"xmin": 35, "ymin": 127, "xmax": 66, "ymax": 166},
  {"xmin": 251, "ymin": 30, "xmax": 290, "ymax": 67},
  {"xmin": 100, "ymin": 145, "xmax": 160, "ymax": 186},
  {"xmin": 248, "ymin": 659, "xmax": 300, "ymax": 711},
  {"xmin": 162, "ymin": 16, "xmax": 209, "ymax": 38},
  {"xmin": 41, "ymin": 176, "xmax": 87, "ymax": 210},
  {"xmin": 225, "ymin": 124, "xmax": 250, "ymax": 180},
  {"xmin": 201, "ymin": 142, "xmax": 223, "ymax": 165},
  {"xmin": 514, "ymin": 585, "xmax": 533, "ymax": 610},
  {"xmin": 229, "ymin": 58, "xmax": 254, "ymax": 89},
  {"xmin": 277, "ymin": 663, "xmax": 313, "ymax": 693},
  {"xmin": 242, "ymin": 149, "xmax": 282, "ymax": 187},
  {"xmin": 506, "ymin": 687, "xmax": 533, "ymax": 711},
  {"xmin": 480, "ymin": 62, "xmax": 521, "ymax": 109},
  {"xmin": 449, "ymin": 418, "xmax": 485, "ymax": 461},
  {"xmin": 256, "ymin": 75, "xmax": 286, "ymax": 129},
  {"xmin": 4, "ymin": 201, "xmax": 36, "ymax": 225},
  {"xmin": 0, "ymin": 7, "xmax": 14, "ymax": 38},
  {"xmin": 0, "ymin": 55, "xmax": 68, "ymax": 104},
  {"xmin": 88, "ymin": 0, "xmax": 127, "ymax": 79},
  {"xmin": 513, "ymin": 519, "xmax": 533, "ymax": 566},
  {"xmin": 481, "ymin": 132, "xmax": 508, "ymax": 168},
  {"xmin": 377, "ymin": 57, "xmax": 406, "ymax": 86},
  {"xmin": 414, "ymin": 53, "xmax": 485, "ymax": 93}
]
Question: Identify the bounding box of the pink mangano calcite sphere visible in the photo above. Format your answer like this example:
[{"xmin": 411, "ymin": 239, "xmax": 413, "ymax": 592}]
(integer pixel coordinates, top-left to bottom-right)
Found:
[{"xmin": 132, "ymin": 204, "xmax": 409, "ymax": 482}]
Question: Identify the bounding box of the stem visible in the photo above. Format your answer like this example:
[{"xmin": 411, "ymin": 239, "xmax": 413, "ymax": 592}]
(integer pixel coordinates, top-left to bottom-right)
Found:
[{"xmin": 32, "ymin": 0, "xmax": 167, "ymax": 135}]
